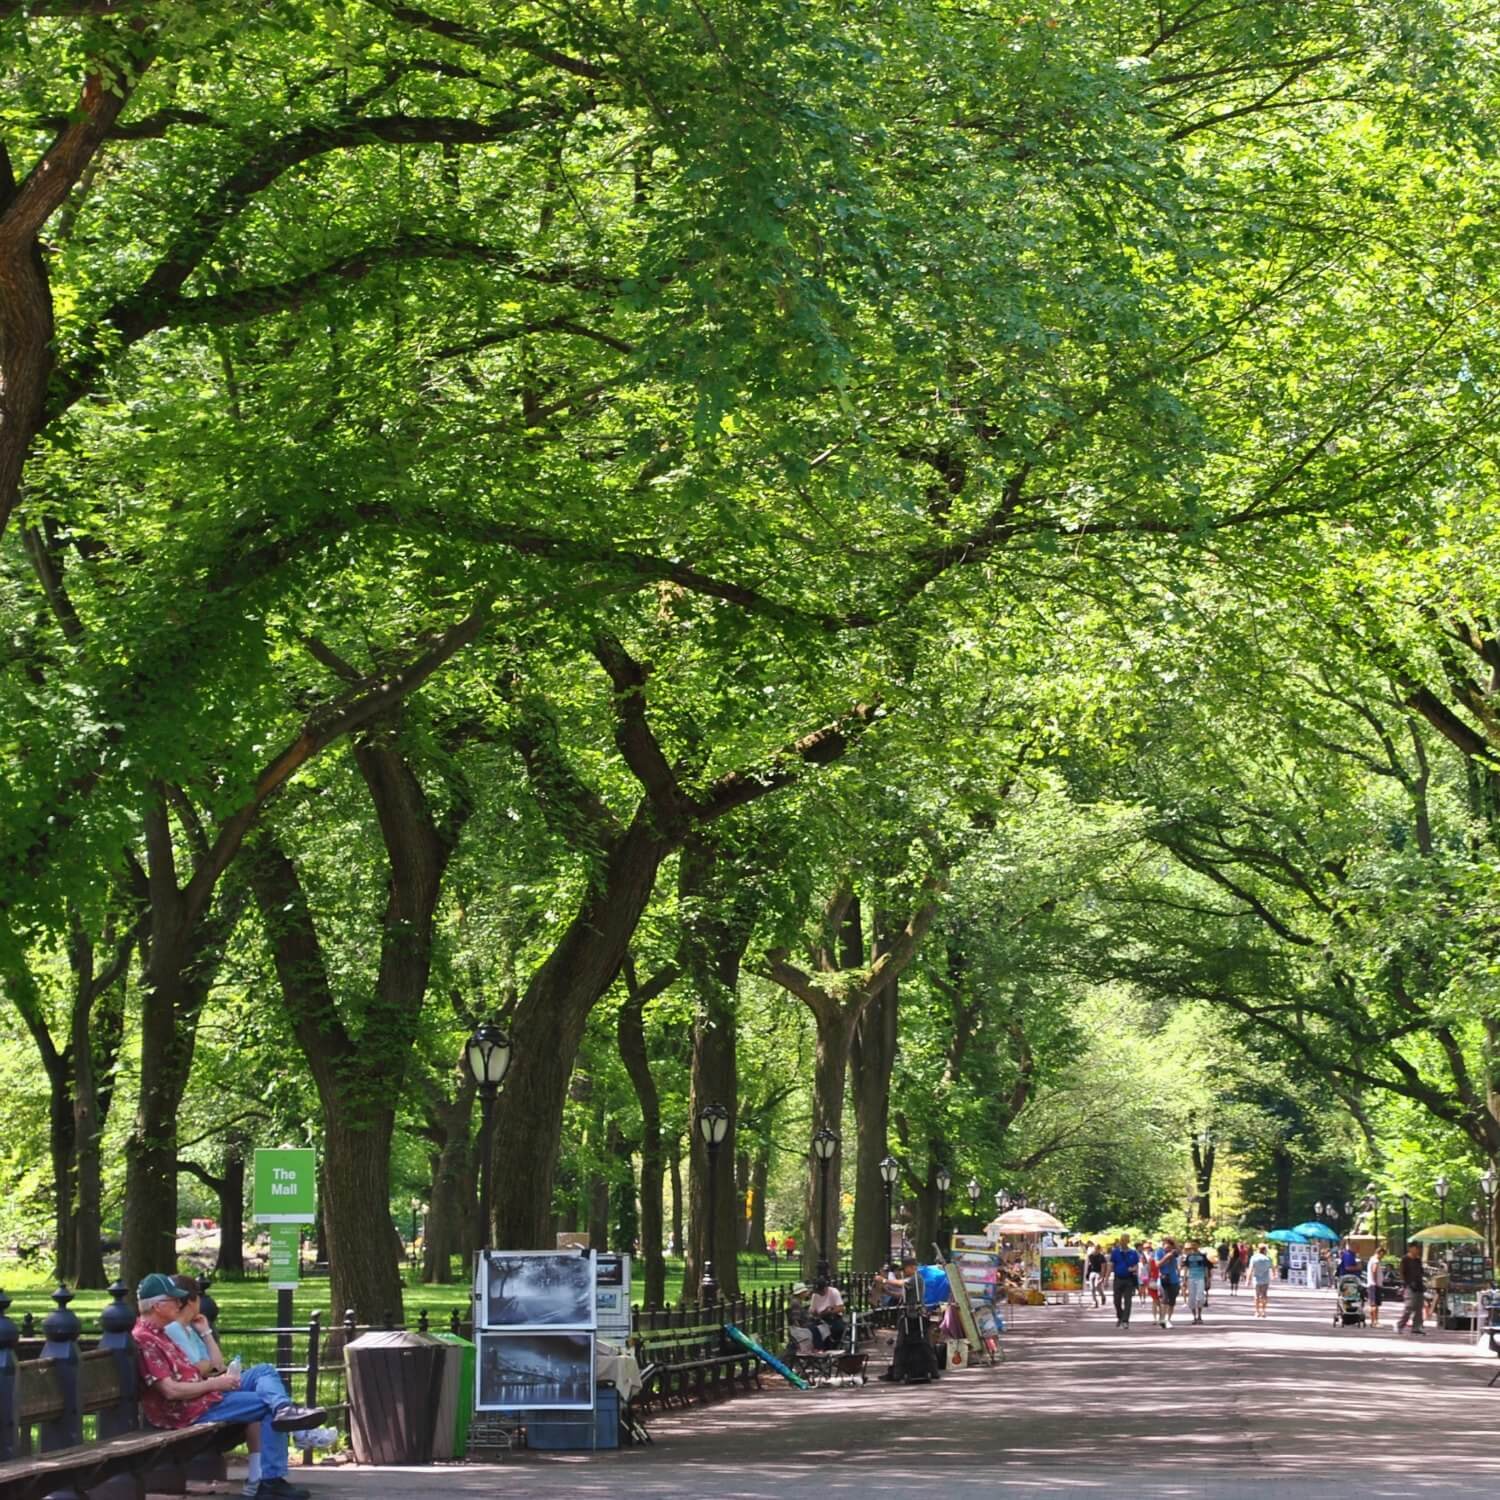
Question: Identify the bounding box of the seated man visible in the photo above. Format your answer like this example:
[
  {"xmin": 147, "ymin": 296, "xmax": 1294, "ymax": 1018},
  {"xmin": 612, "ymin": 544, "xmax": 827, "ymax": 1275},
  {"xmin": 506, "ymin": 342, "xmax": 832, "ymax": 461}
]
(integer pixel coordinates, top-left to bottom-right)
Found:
[
  {"xmin": 133, "ymin": 1273, "xmax": 324, "ymax": 1500},
  {"xmin": 809, "ymin": 1277, "xmax": 846, "ymax": 1351},
  {"xmin": 166, "ymin": 1276, "xmax": 337, "ymax": 1451}
]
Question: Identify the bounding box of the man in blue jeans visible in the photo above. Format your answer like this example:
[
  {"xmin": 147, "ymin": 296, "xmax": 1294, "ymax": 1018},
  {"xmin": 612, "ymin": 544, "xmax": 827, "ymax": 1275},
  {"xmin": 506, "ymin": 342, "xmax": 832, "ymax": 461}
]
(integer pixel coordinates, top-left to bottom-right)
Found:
[
  {"xmin": 1109, "ymin": 1237, "xmax": 1140, "ymax": 1327},
  {"xmin": 165, "ymin": 1275, "xmax": 338, "ymax": 1451},
  {"xmin": 134, "ymin": 1273, "xmax": 326, "ymax": 1498}
]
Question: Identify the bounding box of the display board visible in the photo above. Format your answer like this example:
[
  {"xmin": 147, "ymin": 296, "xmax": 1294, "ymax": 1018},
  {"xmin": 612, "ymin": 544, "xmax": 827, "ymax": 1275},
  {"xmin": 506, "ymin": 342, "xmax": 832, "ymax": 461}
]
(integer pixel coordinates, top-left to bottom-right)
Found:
[
  {"xmin": 953, "ymin": 1248, "xmax": 1001, "ymax": 1307},
  {"xmin": 476, "ymin": 1251, "xmax": 597, "ymax": 1330},
  {"xmin": 932, "ymin": 1243, "xmax": 997, "ymax": 1366},
  {"xmin": 475, "ymin": 1330, "xmax": 595, "ymax": 1411},
  {"xmin": 1040, "ymin": 1249, "xmax": 1085, "ymax": 1295},
  {"xmin": 594, "ymin": 1253, "xmax": 632, "ymax": 1341}
]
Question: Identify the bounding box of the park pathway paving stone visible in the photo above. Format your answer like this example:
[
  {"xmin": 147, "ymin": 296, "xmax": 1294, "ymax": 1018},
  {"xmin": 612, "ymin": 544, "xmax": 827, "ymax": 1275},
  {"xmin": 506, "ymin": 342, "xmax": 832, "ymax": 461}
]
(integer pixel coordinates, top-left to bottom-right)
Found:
[{"xmin": 257, "ymin": 1284, "xmax": 1500, "ymax": 1498}]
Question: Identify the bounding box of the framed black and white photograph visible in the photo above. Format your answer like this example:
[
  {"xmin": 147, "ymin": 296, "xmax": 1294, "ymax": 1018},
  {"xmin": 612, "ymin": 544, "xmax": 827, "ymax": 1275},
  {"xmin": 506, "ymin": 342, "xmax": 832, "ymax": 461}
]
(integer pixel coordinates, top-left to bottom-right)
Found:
[
  {"xmin": 479, "ymin": 1250, "xmax": 596, "ymax": 1329},
  {"xmin": 476, "ymin": 1331, "xmax": 595, "ymax": 1411}
]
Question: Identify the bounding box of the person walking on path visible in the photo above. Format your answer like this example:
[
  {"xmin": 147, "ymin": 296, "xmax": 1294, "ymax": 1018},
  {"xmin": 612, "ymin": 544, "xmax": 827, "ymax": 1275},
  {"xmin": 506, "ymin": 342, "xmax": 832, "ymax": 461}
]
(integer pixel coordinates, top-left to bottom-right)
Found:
[
  {"xmin": 1156, "ymin": 1238, "xmax": 1181, "ymax": 1328},
  {"xmin": 1366, "ymin": 1242, "xmax": 1385, "ymax": 1328},
  {"xmin": 1227, "ymin": 1243, "xmax": 1244, "ymax": 1297},
  {"xmin": 1110, "ymin": 1236, "xmax": 1140, "ymax": 1327},
  {"xmin": 1396, "ymin": 1244, "xmax": 1427, "ymax": 1335},
  {"xmin": 1249, "ymin": 1242, "xmax": 1274, "ymax": 1318},
  {"xmin": 1086, "ymin": 1242, "xmax": 1107, "ymax": 1307},
  {"xmin": 1139, "ymin": 1239, "xmax": 1164, "ymax": 1325},
  {"xmin": 1184, "ymin": 1241, "xmax": 1211, "ymax": 1323}
]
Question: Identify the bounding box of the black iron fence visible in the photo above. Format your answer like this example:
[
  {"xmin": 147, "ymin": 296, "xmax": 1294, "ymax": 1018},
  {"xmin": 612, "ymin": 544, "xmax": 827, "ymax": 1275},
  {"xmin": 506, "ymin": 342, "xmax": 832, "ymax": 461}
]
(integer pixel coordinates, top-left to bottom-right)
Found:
[{"xmin": 1, "ymin": 1264, "xmax": 892, "ymax": 1438}]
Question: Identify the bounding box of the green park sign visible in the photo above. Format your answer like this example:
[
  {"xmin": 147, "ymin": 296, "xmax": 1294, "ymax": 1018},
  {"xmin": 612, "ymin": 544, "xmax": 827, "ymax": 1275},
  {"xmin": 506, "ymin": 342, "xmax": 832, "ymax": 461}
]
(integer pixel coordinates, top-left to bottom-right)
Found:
[
  {"xmin": 268, "ymin": 1223, "xmax": 302, "ymax": 1290},
  {"xmin": 253, "ymin": 1147, "xmax": 317, "ymax": 1224}
]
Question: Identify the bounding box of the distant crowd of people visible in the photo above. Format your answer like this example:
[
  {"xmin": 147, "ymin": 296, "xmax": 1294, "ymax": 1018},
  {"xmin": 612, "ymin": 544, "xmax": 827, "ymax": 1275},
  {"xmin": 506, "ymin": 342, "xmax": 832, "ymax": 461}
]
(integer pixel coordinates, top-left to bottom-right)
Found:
[
  {"xmin": 1084, "ymin": 1237, "xmax": 1275, "ymax": 1326},
  {"xmin": 1078, "ymin": 1234, "xmax": 1435, "ymax": 1334}
]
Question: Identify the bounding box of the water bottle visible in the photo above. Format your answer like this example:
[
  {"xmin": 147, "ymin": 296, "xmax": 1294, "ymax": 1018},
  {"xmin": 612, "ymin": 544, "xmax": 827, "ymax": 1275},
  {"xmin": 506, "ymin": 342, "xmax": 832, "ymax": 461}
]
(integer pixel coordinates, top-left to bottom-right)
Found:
[{"xmin": 227, "ymin": 1355, "xmax": 242, "ymax": 1381}]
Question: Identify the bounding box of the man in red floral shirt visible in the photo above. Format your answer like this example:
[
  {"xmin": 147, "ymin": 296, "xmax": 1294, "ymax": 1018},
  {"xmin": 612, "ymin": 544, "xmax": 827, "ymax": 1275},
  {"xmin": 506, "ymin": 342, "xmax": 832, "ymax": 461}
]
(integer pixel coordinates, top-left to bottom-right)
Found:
[{"xmin": 134, "ymin": 1273, "xmax": 321, "ymax": 1499}]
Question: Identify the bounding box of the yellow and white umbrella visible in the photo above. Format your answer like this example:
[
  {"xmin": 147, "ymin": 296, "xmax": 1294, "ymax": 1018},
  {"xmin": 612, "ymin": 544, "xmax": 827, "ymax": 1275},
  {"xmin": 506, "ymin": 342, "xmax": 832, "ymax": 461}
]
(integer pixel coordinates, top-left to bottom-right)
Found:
[{"xmin": 985, "ymin": 1208, "xmax": 1066, "ymax": 1236}]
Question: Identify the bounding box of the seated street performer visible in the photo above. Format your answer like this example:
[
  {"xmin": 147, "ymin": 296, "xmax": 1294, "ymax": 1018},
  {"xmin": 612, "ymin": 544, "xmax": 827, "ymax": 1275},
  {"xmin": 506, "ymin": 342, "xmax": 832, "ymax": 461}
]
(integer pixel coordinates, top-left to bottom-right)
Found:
[{"xmin": 134, "ymin": 1273, "xmax": 326, "ymax": 1500}]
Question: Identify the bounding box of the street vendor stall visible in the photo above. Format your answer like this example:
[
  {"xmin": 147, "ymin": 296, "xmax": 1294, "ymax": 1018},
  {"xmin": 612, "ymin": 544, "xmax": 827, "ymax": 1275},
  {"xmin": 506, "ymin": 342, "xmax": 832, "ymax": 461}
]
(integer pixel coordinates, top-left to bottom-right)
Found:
[
  {"xmin": 983, "ymin": 1208, "xmax": 1068, "ymax": 1299},
  {"xmin": 1411, "ymin": 1225, "xmax": 1490, "ymax": 1329}
]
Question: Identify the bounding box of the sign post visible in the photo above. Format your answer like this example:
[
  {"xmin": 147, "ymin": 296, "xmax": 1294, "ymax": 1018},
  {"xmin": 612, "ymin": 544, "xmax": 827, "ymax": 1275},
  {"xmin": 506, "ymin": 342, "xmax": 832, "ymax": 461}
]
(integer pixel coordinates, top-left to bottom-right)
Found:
[{"xmin": 254, "ymin": 1148, "xmax": 317, "ymax": 1370}]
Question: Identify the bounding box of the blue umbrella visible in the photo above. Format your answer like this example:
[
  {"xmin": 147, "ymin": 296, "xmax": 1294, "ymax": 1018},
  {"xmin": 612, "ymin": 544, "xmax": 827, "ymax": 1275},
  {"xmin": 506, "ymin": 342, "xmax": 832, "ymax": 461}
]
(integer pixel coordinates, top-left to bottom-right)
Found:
[
  {"xmin": 1266, "ymin": 1228, "xmax": 1310, "ymax": 1244},
  {"xmin": 1291, "ymin": 1221, "xmax": 1340, "ymax": 1242}
]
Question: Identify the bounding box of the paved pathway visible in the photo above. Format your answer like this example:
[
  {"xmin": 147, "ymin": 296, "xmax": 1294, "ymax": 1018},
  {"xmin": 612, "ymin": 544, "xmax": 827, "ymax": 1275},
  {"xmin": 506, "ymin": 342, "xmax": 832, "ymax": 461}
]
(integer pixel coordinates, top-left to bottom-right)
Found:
[{"xmin": 276, "ymin": 1284, "xmax": 1500, "ymax": 1497}]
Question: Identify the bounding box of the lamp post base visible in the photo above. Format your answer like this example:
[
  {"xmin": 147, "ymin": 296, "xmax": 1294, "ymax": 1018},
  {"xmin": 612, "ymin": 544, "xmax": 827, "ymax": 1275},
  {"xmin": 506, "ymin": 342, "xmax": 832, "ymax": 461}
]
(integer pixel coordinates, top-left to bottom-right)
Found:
[{"xmin": 700, "ymin": 1262, "xmax": 720, "ymax": 1303}]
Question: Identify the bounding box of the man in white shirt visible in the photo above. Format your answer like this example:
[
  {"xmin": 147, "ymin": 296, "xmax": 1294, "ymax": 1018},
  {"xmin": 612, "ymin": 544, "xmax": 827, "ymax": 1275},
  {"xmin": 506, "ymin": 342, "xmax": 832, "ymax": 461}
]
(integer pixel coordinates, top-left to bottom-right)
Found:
[{"xmin": 809, "ymin": 1278, "xmax": 846, "ymax": 1349}]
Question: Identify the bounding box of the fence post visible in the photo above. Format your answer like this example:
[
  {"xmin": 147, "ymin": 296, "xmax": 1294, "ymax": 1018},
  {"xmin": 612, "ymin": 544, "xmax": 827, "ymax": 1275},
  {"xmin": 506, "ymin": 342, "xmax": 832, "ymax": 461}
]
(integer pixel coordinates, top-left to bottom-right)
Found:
[
  {"xmin": 449, "ymin": 1308, "xmax": 460, "ymax": 1336},
  {"xmin": 381, "ymin": 1310, "xmax": 393, "ymax": 1331},
  {"xmin": 343, "ymin": 1308, "xmax": 357, "ymax": 1345},
  {"xmin": 306, "ymin": 1312, "xmax": 322, "ymax": 1408},
  {"xmin": 417, "ymin": 1309, "xmax": 429, "ymax": 1333},
  {"xmin": 0, "ymin": 1289, "xmax": 18, "ymax": 1461},
  {"xmin": 38, "ymin": 1285, "xmax": 82, "ymax": 1453},
  {"xmin": 96, "ymin": 1281, "xmax": 138, "ymax": 1440},
  {"xmin": 20, "ymin": 1313, "xmax": 35, "ymax": 1340}
]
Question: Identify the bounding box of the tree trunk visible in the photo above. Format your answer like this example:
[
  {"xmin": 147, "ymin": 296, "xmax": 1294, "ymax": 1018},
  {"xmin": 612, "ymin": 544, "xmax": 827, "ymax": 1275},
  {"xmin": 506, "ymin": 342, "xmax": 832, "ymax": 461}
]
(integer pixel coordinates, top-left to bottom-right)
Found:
[
  {"xmin": 1273, "ymin": 1141, "xmax": 1293, "ymax": 1226},
  {"xmin": 322, "ymin": 1100, "xmax": 403, "ymax": 1322},
  {"xmin": 48, "ymin": 1072, "xmax": 78, "ymax": 1285},
  {"xmin": 747, "ymin": 1151, "xmax": 769, "ymax": 1255},
  {"xmin": 806, "ymin": 1006, "xmax": 857, "ymax": 1277},
  {"xmin": 617, "ymin": 973, "xmax": 666, "ymax": 1306},
  {"xmin": 489, "ymin": 819, "xmax": 669, "ymax": 1249},
  {"xmin": 70, "ymin": 955, "xmax": 126, "ymax": 1291},
  {"xmin": 587, "ymin": 1099, "xmax": 610, "ymax": 1251},
  {"xmin": 609, "ymin": 1120, "xmax": 637, "ymax": 1254},
  {"xmin": 123, "ymin": 941, "xmax": 212, "ymax": 1290},
  {"xmin": 735, "ymin": 1151, "xmax": 750, "ymax": 1247},
  {"xmin": 669, "ymin": 1138, "xmax": 684, "ymax": 1263},
  {"xmin": 215, "ymin": 1146, "xmax": 245, "ymax": 1274},
  {"xmin": 851, "ymin": 963, "xmax": 899, "ymax": 1276},
  {"xmin": 681, "ymin": 836, "xmax": 754, "ymax": 1301},
  {"xmin": 423, "ymin": 1073, "xmax": 476, "ymax": 1284}
]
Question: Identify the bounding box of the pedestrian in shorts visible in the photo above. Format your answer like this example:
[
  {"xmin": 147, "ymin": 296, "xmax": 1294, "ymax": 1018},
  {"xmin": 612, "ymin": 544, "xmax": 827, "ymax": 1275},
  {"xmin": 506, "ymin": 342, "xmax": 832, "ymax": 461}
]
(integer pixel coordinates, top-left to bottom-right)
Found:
[{"xmin": 1249, "ymin": 1242, "xmax": 1274, "ymax": 1318}]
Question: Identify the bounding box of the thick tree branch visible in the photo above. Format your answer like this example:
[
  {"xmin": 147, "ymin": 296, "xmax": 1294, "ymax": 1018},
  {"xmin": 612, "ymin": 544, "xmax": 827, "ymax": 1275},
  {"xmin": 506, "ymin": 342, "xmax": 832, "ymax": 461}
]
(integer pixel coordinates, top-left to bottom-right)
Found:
[{"xmin": 182, "ymin": 596, "xmax": 492, "ymax": 926}]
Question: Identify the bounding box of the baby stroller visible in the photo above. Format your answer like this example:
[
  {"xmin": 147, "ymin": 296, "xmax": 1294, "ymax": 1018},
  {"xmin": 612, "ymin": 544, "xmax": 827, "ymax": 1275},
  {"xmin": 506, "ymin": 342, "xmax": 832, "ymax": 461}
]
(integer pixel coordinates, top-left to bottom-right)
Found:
[{"xmin": 1333, "ymin": 1273, "xmax": 1366, "ymax": 1326}]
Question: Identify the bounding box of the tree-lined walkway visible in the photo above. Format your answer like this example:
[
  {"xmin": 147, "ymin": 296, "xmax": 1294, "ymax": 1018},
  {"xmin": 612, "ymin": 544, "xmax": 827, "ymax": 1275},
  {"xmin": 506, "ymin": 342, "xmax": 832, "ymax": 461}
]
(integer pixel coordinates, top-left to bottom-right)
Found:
[{"xmin": 299, "ymin": 1287, "xmax": 1500, "ymax": 1498}]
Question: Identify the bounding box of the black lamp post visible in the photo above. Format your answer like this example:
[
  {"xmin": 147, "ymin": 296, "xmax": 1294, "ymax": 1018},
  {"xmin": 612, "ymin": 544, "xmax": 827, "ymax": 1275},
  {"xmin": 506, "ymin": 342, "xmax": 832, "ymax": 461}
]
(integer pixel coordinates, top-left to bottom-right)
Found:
[
  {"xmin": 812, "ymin": 1127, "xmax": 839, "ymax": 1280},
  {"xmin": 880, "ymin": 1156, "xmax": 900, "ymax": 1260},
  {"xmin": 1401, "ymin": 1192, "xmax": 1411, "ymax": 1254},
  {"xmin": 1482, "ymin": 1168, "xmax": 1497, "ymax": 1268},
  {"xmin": 967, "ymin": 1177, "xmax": 981, "ymax": 1230},
  {"xmin": 465, "ymin": 1021, "xmax": 513, "ymax": 1264},
  {"xmin": 698, "ymin": 1102, "xmax": 731, "ymax": 1302},
  {"xmin": 936, "ymin": 1167, "xmax": 951, "ymax": 1255},
  {"xmin": 1436, "ymin": 1174, "xmax": 1450, "ymax": 1228}
]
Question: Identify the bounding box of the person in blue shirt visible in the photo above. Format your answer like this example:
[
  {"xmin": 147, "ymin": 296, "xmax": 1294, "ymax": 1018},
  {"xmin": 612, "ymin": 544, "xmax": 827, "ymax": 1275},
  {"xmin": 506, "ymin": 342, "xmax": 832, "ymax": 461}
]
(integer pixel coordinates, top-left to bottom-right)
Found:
[
  {"xmin": 1183, "ymin": 1242, "xmax": 1212, "ymax": 1323},
  {"xmin": 1155, "ymin": 1238, "xmax": 1181, "ymax": 1329},
  {"xmin": 1109, "ymin": 1237, "xmax": 1140, "ymax": 1326}
]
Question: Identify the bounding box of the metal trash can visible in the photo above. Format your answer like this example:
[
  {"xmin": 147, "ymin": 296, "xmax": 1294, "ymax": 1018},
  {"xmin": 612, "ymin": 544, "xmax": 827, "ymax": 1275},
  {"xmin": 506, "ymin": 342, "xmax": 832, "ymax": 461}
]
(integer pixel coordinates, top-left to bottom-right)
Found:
[
  {"xmin": 430, "ymin": 1332, "xmax": 475, "ymax": 1460},
  {"xmin": 344, "ymin": 1330, "xmax": 446, "ymax": 1465}
]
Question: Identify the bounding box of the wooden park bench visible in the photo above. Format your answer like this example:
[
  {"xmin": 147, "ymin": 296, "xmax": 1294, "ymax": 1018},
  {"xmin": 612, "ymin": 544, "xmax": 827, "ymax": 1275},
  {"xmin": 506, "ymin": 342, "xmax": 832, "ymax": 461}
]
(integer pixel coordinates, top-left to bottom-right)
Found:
[
  {"xmin": 632, "ymin": 1296, "xmax": 771, "ymax": 1410},
  {"xmin": 0, "ymin": 1285, "xmax": 246, "ymax": 1500}
]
